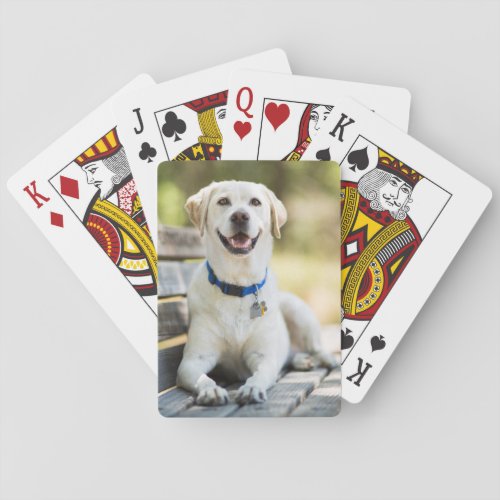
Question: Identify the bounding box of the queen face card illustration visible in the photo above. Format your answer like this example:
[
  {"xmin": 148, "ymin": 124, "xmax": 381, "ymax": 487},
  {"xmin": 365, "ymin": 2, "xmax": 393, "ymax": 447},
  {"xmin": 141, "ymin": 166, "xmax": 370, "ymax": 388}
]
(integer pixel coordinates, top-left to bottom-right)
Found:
[
  {"xmin": 300, "ymin": 97, "xmax": 492, "ymax": 403},
  {"xmin": 113, "ymin": 49, "xmax": 292, "ymax": 245},
  {"xmin": 7, "ymin": 75, "xmax": 159, "ymax": 373},
  {"xmin": 222, "ymin": 70, "xmax": 411, "ymax": 161},
  {"xmin": 156, "ymin": 161, "xmax": 341, "ymax": 417}
]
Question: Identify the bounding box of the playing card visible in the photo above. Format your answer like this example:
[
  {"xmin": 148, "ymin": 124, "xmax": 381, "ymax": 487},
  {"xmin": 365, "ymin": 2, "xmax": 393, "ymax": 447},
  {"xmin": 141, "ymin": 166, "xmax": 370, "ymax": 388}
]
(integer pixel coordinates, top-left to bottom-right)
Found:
[
  {"xmin": 221, "ymin": 70, "xmax": 411, "ymax": 161},
  {"xmin": 300, "ymin": 97, "xmax": 492, "ymax": 403},
  {"xmin": 7, "ymin": 75, "xmax": 159, "ymax": 372},
  {"xmin": 113, "ymin": 49, "xmax": 292, "ymax": 245},
  {"xmin": 156, "ymin": 160, "xmax": 341, "ymax": 417}
]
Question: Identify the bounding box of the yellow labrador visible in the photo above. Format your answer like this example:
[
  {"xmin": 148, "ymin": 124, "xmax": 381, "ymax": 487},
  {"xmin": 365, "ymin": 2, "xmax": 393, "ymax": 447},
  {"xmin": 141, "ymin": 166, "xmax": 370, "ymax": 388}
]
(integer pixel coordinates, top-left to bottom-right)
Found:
[{"xmin": 177, "ymin": 181, "xmax": 336, "ymax": 406}]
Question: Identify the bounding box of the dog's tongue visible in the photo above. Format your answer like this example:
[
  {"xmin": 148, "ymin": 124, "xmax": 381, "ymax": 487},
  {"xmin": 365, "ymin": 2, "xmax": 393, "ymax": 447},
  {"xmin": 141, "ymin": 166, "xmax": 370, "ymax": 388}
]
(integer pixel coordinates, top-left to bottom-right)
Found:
[{"xmin": 230, "ymin": 233, "xmax": 252, "ymax": 249}]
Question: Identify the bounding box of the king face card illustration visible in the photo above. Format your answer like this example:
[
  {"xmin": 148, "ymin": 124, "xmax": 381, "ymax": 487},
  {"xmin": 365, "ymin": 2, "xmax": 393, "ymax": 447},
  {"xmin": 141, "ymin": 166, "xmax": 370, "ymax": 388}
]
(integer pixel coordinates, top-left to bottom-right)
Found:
[
  {"xmin": 7, "ymin": 75, "xmax": 159, "ymax": 372},
  {"xmin": 157, "ymin": 161, "xmax": 341, "ymax": 417},
  {"xmin": 301, "ymin": 97, "xmax": 492, "ymax": 403},
  {"xmin": 338, "ymin": 138, "xmax": 450, "ymax": 360},
  {"xmin": 48, "ymin": 127, "xmax": 157, "ymax": 312}
]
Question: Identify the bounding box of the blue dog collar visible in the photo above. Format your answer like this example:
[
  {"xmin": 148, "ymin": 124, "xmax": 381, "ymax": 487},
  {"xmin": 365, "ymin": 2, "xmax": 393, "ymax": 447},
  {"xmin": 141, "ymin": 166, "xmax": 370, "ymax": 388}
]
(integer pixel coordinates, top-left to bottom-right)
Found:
[{"xmin": 206, "ymin": 261, "xmax": 267, "ymax": 297}]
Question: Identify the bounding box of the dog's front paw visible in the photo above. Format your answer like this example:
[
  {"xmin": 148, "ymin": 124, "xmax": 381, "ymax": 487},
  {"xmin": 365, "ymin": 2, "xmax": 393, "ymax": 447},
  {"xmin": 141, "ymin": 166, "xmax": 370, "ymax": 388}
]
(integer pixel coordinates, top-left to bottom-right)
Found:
[
  {"xmin": 196, "ymin": 386, "xmax": 229, "ymax": 406},
  {"xmin": 292, "ymin": 351, "xmax": 339, "ymax": 371},
  {"xmin": 236, "ymin": 384, "xmax": 267, "ymax": 405}
]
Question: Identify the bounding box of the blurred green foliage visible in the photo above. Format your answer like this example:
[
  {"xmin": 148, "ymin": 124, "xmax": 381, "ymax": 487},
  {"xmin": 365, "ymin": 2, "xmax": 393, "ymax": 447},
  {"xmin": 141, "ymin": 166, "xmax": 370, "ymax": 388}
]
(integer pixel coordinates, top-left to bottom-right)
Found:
[{"xmin": 157, "ymin": 161, "xmax": 340, "ymax": 324}]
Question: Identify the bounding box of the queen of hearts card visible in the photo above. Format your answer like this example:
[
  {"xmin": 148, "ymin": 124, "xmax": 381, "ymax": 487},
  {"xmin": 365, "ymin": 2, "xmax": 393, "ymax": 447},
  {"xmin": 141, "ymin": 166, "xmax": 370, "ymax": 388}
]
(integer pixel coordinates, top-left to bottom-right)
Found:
[{"xmin": 282, "ymin": 104, "xmax": 333, "ymax": 161}]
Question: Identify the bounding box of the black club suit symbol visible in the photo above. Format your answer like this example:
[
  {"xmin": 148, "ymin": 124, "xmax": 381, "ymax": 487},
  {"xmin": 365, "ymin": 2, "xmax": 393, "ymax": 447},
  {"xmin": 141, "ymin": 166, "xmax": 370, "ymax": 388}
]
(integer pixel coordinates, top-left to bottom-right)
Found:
[
  {"xmin": 161, "ymin": 111, "xmax": 186, "ymax": 142},
  {"xmin": 138, "ymin": 142, "xmax": 157, "ymax": 163}
]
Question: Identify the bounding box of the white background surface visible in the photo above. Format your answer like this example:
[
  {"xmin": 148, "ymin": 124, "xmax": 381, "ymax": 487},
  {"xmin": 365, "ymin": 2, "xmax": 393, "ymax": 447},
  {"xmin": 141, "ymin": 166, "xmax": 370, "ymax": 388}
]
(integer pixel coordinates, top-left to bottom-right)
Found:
[{"xmin": 0, "ymin": 1, "xmax": 499, "ymax": 499}]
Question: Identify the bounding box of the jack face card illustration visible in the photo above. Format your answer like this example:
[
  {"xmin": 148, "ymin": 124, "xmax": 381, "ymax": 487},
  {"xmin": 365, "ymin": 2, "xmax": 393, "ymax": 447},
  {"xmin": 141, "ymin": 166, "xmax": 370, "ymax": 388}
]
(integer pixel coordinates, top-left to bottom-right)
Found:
[
  {"xmin": 7, "ymin": 75, "xmax": 159, "ymax": 372},
  {"xmin": 156, "ymin": 161, "xmax": 341, "ymax": 417},
  {"xmin": 113, "ymin": 49, "xmax": 292, "ymax": 245},
  {"xmin": 301, "ymin": 97, "xmax": 492, "ymax": 403},
  {"xmin": 222, "ymin": 70, "xmax": 411, "ymax": 161}
]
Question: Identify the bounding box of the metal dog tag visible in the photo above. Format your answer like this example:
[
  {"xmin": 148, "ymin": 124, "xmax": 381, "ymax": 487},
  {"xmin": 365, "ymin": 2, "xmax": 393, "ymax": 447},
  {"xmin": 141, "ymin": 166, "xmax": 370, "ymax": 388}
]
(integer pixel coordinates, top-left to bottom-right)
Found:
[{"xmin": 250, "ymin": 300, "xmax": 267, "ymax": 319}]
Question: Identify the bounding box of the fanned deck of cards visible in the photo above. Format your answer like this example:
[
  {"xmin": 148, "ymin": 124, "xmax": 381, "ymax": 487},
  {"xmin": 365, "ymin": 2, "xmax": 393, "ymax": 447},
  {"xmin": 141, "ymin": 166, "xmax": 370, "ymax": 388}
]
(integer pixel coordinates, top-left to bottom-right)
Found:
[{"xmin": 7, "ymin": 48, "xmax": 491, "ymax": 415}]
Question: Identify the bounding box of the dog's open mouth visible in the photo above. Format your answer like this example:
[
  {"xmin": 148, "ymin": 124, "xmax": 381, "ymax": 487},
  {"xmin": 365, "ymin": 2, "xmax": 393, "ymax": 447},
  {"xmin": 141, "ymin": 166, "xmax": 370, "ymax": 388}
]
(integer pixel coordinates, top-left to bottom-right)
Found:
[{"xmin": 217, "ymin": 230, "xmax": 260, "ymax": 255}]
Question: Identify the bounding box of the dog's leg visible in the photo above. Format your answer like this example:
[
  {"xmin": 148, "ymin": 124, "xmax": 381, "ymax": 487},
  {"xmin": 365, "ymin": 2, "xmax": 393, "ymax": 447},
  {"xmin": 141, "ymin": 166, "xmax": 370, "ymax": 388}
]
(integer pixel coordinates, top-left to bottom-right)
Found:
[
  {"xmin": 291, "ymin": 351, "xmax": 315, "ymax": 371},
  {"xmin": 177, "ymin": 352, "xmax": 229, "ymax": 406},
  {"xmin": 280, "ymin": 291, "xmax": 338, "ymax": 370},
  {"xmin": 235, "ymin": 351, "xmax": 280, "ymax": 405}
]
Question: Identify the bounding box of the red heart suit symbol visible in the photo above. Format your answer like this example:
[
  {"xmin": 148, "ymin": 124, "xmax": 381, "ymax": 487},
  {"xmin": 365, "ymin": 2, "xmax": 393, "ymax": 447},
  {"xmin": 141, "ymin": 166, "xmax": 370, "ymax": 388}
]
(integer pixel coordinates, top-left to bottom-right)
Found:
[
  {"xmin": 233, "ymin": 121, "xmax": 251, "ymax": 140},
  {"xmin": 265, "ymin": 102, "xmax": 290, "ymax": 130}
]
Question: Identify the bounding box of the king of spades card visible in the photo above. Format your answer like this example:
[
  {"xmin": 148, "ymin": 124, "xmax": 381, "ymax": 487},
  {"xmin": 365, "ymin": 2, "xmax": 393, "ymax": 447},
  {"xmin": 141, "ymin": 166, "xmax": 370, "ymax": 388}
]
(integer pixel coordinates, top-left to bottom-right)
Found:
[{"xmin": 341, "ymin": 147, "xmax": 424, "ymax": 349}]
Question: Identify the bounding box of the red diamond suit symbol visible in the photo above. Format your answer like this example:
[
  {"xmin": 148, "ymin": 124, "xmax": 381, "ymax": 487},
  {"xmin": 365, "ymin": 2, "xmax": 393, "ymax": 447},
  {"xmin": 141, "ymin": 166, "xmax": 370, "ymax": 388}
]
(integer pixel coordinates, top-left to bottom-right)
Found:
[
  {"xmin": 60, "ymin": 176, "xmax": 80, "ymax": 199},
  {"xmin": 50, "ymin": 212, "xmax": 64, "ymax": 227}
]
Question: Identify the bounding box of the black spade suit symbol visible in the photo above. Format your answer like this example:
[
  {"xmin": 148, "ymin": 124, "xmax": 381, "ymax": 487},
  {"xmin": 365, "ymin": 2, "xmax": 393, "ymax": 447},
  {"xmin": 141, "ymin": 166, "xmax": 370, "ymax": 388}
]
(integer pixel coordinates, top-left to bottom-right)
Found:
[
  {"xmin": 316, "ymin": 147, "xmax": 331, "ymax": 161},
  {"xmin": 161, "ymin": 111, "xmax": 186, "ymax": 142},
  {"xmin": 347, "ymin": 146, "xmax": 369, "ymax": 172},
  {"xmin": 370, "ymin": 335, "xmax": 386, "ymax": 352},
  {"xmin": 138, "ymin": 142, "xmax": 157, "ymax": 163},
  {"xmin": 341, "ymin": 328, "xmax": 354, "ymax": 350}
]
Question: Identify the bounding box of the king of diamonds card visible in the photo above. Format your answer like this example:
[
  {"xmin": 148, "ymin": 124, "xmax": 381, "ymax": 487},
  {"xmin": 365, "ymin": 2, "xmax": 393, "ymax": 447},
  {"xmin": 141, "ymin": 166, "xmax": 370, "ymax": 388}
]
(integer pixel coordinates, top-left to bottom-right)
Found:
[
  {"xmin": 48, "ymin": 128, "xmax": 157, "ymax": 311},
  {"xmin": 8, "ymin": 76, "xmax": 159, "ymax": 371}
]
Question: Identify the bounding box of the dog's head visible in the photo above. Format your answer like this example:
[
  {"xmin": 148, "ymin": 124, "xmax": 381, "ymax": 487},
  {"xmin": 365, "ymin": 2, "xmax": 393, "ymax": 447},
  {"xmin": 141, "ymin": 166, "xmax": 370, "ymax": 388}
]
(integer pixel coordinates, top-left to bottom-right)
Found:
[{"xmin": 185, "ymin": 180, "xmax": 287, "ymax": 258}]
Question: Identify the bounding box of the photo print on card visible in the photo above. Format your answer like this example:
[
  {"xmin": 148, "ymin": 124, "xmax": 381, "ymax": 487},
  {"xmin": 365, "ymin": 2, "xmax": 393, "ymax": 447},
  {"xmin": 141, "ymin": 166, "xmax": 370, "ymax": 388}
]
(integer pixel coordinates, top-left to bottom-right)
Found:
[{"xmin": 156, "ymin": 161, "xmax": 342, "ymax": 417}]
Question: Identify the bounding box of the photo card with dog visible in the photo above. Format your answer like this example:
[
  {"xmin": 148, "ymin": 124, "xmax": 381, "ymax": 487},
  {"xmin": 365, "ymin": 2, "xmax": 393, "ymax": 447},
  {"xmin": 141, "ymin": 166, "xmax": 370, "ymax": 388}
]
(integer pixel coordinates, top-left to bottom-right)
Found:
[{"xmin": 157, "ymin": 161, "xmax": 341, "ymax": 417}]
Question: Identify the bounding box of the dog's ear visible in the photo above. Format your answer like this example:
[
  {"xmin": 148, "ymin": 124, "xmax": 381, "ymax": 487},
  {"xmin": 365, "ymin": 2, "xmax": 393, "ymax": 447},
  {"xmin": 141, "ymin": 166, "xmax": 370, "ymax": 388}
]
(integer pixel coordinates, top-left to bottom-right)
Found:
[
  {"xmin": 264, "ymin": 186, "xmax": 287, "ymax": 239},
  {"xmin": 184, "ymin": 183, "xmax": 216, "ymax": 237}
]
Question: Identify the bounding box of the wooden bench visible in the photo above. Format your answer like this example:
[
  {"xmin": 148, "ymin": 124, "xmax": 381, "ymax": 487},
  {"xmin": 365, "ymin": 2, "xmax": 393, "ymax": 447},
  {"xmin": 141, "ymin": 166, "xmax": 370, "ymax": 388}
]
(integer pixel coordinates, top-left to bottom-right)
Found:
[{"xmin": 157, "ymin": 224, "xmax": 341, "ymax": 417}]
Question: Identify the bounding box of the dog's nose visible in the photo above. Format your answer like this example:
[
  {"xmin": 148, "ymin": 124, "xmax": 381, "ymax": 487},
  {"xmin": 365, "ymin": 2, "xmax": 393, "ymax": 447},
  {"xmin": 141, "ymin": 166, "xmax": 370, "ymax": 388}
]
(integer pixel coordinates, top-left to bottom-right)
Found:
[{"xmin": 231, "ymin": 210, "xmax": 250, "ymax": 225}]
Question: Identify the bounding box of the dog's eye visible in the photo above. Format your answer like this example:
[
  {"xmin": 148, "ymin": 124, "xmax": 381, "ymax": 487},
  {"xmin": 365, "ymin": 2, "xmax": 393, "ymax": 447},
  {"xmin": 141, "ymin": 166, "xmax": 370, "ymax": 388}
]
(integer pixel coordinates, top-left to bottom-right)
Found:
[
  {"xmin": 250, "ymin": 198, "xmax": 261, "ymax": 207},
  {"xmin": 217, "ymin": 197, "xmax": 230, "ymax": 206}
]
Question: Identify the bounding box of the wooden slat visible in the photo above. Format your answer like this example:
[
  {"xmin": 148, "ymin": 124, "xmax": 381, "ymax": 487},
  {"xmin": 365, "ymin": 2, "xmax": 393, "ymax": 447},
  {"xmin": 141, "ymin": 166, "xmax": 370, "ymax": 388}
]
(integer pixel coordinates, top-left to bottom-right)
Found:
[
  {"xmin": 179, "ymin": 261, "xmax": 201, "ymax": 288},
  {"xmin": 157, "ymin": 224, "xmax": 204, "ymax": 260},
  {"xmin": 174, "ymin": 383, "xmax": 246, "ymax": 418},
  {"xmin": 156, "ymin": 339, "xmax": 341, "ymax": 416},
  {"xmin": 158, "ymin": 344, "xmax": 184, "ymax": 393},
  {"xmin": 158, "ymin": 299, "xmax": 188, "ymax": 341},
  {"xmin": 291, "ymin": 369, "xmax": 341, "ymax": 417},
  {"xmin": 158, "ymin": 388, "xmax": 194, "ymax": 417},
  {"xmin": 231, "ymin": 369, "xmax": 327, "ymax": 418},
  {"xmin": 157, "ymin": 367, "xmax": 341, "ymax": 417},
  {"xmin": 158, "ymin": 261, "xmax": 201, "ymax": 298},
  {"xmin": 158, "ymin": 261, "xmax": 184, "ymax": 297},
  {"xmin": 158, "ymin": 333, "xmax": 187, "ymax": 351}
]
